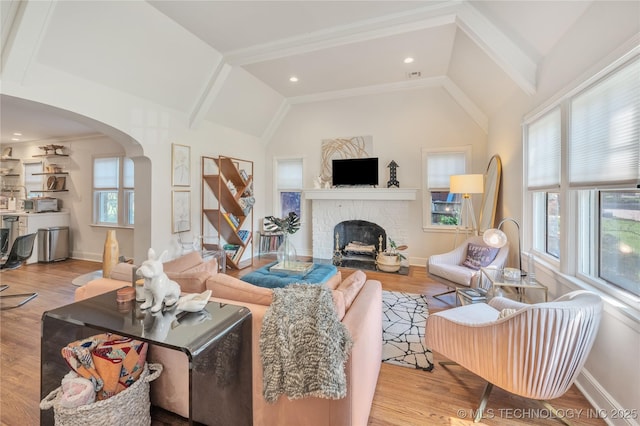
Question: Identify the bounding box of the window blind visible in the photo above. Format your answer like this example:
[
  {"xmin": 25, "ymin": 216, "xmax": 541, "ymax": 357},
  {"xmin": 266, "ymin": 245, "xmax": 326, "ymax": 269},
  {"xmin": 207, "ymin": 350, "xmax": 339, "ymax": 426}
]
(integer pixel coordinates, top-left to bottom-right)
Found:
[
  {"xmin": 527, "ymin": 108, "xmax": 561, "ymax": 189},
  {"xmin": 123, "ymin": 158, "xmax": 134, "ymax": 188},
  {"xmin": 94, "ymin": 157, "xmax": 119, "ymax": 188},
  {"xmin": 427, "ymin": 152, "xmax": 466, "ymax": 189},
  {"xmin": 277, "ymin": 159, "xmax": 303, "ymax": 189},
  {"xmin": 569, "ymin": 58, "xmax": 639, "ymax": 186}
]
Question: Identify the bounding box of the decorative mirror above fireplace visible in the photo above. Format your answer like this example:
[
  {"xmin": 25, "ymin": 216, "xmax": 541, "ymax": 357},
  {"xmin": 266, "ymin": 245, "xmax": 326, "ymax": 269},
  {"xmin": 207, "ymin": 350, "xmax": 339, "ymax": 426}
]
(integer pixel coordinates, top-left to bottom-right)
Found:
[{"xmin": 478, "ymin": 155, "xmax": 502, "ymax": 233}]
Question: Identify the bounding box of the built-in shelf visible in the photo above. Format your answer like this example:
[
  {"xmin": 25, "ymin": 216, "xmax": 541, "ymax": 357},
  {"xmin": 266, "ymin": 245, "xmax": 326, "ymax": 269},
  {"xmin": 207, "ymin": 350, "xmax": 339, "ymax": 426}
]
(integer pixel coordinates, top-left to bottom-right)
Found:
[
  {"xmin": 32, "ymin": 154, "xmax": 69, "ymax": 158},
  {"xmin": 30, "ymin": 190, "xmax": 69, "ymax": 193},
  {"xmin": 0, "ymin": 158, "xmax": 20, "ymax": 162},
  {"xmin": 1, "ymin": 174, "xmax": 20, "ymax": 177}
]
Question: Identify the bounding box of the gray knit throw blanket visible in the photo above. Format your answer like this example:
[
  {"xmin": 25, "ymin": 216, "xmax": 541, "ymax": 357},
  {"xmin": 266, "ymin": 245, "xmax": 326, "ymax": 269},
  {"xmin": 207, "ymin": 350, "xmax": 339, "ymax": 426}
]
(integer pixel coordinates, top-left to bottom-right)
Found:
[{"xmin": 260, "ymin": 284, "xmax": 353, "ymax": 403}]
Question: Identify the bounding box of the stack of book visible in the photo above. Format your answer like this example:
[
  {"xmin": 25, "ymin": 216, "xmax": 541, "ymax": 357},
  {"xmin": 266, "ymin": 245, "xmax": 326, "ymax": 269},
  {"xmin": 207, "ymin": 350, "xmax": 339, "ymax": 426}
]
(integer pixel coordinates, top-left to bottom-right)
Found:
[
  {"xmin": 223, "ymin": 213, "xmax": 240, "ymax": 230},
  {"xmin": 223, "ymin": 244, "xmax": 241, "ymax": 261},
  {"xmin": 457, "ymin": 288, "xmax": 487, "ymax": 304},
  {"xmin": 237, "ymin": 229, "xmax": 251, "ymax": 243}
]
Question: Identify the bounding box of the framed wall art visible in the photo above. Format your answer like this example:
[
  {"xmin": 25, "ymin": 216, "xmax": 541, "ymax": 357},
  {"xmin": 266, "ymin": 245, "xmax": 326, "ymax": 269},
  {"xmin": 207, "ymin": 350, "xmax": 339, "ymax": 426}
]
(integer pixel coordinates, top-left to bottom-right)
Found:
[
  {"xmin": 172, "ymin": 143, "xmax": 191, "ymax": 187},
  {"xmin": 172, "ymin": 190, "xmax": 191, "ymax": 233}
]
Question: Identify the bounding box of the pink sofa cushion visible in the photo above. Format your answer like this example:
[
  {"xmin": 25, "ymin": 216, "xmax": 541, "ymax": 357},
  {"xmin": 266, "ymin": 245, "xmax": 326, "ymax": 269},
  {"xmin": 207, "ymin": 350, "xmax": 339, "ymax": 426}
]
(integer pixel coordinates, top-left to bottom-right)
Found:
[
  {"xmin": 207, "ymin": 274, "xmax": 274, "ymax": 306},
  {"xmin": 109, "ymin": 263, "xmax": 137, "ymax": 283},
  {"xmin": 163, "ymin": 251, "xmax": 207, "ymax": 272},
  {"xmin": 331, "ymin": 290, "xmax": 346, "ymax": 320},
  {"xmin": 163, "ymin": 252, "xmax": 218, "ymax": 294},
  {"xmin": 337, "ymin": 270, "xmax": 367, "ymax": 309}
]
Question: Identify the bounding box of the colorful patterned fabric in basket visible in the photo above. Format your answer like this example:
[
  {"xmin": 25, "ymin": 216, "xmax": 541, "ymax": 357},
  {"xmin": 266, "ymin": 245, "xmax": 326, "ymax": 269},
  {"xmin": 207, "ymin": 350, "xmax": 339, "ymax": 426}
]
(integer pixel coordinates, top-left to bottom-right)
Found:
[
  {"xmin": 40, "ymin": 363, "xmax": 163, "ymax": 426},
  {"xmin": 61, "ymin": 333, "xmax": 148, "ymax": 400}
]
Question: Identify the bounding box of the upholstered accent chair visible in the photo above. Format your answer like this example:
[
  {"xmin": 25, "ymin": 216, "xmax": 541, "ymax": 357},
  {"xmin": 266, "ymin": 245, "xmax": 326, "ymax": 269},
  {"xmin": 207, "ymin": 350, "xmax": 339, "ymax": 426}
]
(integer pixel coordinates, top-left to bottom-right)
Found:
[
  {"xmin": 425, "ymin": 290, "xmax": 603, "ymax": 424},
  {"xmin": 427, "ymin": 235, "xmax": 509, "ymax": 304}
]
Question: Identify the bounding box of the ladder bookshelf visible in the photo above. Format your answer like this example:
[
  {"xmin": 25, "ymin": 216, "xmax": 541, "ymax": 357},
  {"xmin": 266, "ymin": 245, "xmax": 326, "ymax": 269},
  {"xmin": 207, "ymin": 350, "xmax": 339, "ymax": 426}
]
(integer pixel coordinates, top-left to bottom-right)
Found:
[{"xmin": 201, "ymin": 156, "xmax": 254, "ymax": 269}]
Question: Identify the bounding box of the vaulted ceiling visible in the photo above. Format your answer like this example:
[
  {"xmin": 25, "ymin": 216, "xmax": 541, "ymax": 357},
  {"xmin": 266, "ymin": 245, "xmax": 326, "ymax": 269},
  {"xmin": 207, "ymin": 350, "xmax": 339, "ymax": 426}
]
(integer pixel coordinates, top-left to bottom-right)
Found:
[{"xmin": 1, "ymin": 0, "xmax": 594, "ymax": 142}]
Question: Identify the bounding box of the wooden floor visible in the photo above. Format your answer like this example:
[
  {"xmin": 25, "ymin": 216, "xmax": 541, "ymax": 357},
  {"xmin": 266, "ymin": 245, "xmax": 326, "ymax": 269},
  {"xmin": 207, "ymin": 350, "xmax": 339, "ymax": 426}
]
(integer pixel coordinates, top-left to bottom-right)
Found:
[{"xmin": 0, "ymin": 258, "xmax": 604, "ymax": 426}]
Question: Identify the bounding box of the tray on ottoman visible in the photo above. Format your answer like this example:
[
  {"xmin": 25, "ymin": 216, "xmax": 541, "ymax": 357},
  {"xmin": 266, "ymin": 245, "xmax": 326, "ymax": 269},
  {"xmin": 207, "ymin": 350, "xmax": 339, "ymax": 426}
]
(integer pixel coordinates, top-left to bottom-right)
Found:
[{"xmin": 269, "ymin": 261, "xmax": 314, "ymax": 276}]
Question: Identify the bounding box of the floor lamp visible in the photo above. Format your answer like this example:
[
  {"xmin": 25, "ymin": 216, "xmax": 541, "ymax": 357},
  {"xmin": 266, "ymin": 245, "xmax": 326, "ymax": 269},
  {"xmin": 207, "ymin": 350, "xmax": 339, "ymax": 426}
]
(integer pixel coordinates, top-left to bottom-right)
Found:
[
  {"xmin": 483, "ymin": 217, "xmax": 524, "ymax": 276},
  {"xmin": 450, "ymin": 174, "xmax": 484, "ymax": 241}
]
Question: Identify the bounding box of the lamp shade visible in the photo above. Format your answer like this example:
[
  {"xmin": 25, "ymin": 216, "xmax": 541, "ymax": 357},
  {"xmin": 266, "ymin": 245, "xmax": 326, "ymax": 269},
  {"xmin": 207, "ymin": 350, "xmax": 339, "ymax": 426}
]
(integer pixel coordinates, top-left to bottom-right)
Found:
[
  {"xmin": 450, "ymin": 174, "xmax": 484, "ymax": 194},
  {"xmin": 483, "ymin": 228, "xmax": 508, "ymax": 248}
]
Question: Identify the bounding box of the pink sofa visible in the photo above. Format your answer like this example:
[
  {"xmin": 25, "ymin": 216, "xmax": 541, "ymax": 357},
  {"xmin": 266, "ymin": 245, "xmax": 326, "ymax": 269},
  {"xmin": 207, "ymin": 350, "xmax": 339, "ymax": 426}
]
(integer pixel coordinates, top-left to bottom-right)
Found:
[{"xmin": 75, "ymin": 253, "xmax": 382, "ymax": 426}]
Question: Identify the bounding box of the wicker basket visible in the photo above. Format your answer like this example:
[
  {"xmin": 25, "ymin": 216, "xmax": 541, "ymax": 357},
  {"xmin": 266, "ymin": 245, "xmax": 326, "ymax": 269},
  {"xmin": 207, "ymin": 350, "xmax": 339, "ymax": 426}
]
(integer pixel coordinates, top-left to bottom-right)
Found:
[{"xmin": 40, "ymin": 363, "xmax": 162, "ymax": 426}]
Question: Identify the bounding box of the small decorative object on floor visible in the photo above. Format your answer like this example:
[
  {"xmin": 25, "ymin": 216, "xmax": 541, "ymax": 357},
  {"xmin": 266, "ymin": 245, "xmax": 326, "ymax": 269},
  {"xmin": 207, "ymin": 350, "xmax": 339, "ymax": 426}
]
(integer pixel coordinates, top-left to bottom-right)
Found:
[
  {"xmin": 376, "ymin": 238, "xmax": 407, "ymax": 273},
  {"xmin": 264, "ymin": 212, "xmax": 301, "ymax": 268},
  {"xmin": 136, "ymin": 248, "xmax": 181, "ymax": 313},
  {"xmin": 102, "ymin": 230, "xmax": 119, "ymax": 278},
  {"xmin": 387, "ymin": 160, "xmax": 399, "ymax": 188},
  {"xmin": 40, "ymin": 362, "xmax": 162, "ymax": 426}
]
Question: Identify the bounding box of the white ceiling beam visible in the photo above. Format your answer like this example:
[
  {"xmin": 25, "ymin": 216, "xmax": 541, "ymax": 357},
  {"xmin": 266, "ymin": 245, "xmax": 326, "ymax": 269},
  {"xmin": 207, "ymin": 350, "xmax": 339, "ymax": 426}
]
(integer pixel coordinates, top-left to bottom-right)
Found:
[
  {"xmin": 456, "ymin": 2, "xmax": 537, "ymax": 95},
  {"xmin": 286, "ymin": 75, "xmax": 488, "ymax": 134},
  {"xmin": 225, "ymin": 2, "xmax": 461, "ymax": 66},
  {"xmin": 1, "ymin": 0, "xmax": 56, "ymax": 82},
  {"xmin": 261, "ymin": 99, "xmax": 290, "ymax": 144},
  {"xmin": 188, "ymin": 61, "xmax": 231, "ymax": 129},
  {"xmin": 441, "ymin": 77, "xmax": 488, "ymax": 133}
]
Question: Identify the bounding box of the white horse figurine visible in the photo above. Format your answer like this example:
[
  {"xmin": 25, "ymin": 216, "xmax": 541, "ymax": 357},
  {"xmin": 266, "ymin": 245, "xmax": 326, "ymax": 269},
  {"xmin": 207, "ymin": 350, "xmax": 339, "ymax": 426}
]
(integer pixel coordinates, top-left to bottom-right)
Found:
[{"xmin": 137, "ymin": 248, "xmax": 181, "ymax": 313}]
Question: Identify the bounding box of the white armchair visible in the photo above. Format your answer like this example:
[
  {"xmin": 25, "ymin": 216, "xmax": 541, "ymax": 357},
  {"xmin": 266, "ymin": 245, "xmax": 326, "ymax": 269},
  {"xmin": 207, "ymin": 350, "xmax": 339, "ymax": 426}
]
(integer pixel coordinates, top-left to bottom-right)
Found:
[
  {"xmin": 427, "ymin": 236, "xmax": 509, "ymax": 303},
  {"xmin": 425, "ymin": 290, "xmax": 603, "ymax": 424}
]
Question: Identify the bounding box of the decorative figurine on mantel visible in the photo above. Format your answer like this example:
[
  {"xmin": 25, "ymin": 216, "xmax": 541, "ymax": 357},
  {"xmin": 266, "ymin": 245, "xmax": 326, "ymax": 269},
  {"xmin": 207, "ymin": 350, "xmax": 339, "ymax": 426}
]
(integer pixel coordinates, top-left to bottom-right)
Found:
[{"xmin": 387, "ymin": 160, "xmax": 399, "ymax": 188}]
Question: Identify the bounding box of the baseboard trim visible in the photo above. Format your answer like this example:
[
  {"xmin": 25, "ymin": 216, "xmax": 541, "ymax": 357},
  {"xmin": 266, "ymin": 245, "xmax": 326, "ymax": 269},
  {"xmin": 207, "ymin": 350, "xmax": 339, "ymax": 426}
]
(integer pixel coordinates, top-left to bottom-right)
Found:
[{"xmin": 575, "ymin": 368, "xmax": 639, "ymax": 426}]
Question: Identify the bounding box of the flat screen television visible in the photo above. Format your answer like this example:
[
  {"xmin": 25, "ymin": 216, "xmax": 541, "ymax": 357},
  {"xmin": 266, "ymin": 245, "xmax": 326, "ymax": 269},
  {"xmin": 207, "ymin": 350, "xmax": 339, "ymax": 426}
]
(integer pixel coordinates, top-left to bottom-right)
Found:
[{"xmin": 332, "ymin": 157, "xmax": 379, "ymax": 187}]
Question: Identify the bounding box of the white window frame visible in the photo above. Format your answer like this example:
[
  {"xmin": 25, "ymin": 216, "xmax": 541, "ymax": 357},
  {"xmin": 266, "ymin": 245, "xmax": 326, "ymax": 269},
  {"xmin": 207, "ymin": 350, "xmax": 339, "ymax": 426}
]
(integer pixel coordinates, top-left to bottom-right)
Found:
[
  {"xmin": 523, "ymin": 49, "xmax": 640, "ymax": 306},
  {"xmin": 422, "ymin": 145, "xmax": 472, "ymax": 231},
  {"xmin": 92, "ymin": 156, "xmax": 134, "ymax": 227},
  {"xmin": 273, "ymin": 156, "xmax": 304, "ymax": 219},
  {"xmin": 23, "ymin": 161, "xmax": 43, "ymax": 198}
]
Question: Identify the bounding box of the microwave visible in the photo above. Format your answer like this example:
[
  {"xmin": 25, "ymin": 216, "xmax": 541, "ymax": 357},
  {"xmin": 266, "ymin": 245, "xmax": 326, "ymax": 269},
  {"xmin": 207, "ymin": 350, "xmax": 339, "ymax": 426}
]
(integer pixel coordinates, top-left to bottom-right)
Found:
[{"xmin": 23, "ymin": 197, "xmax": 59, "ymax": 213}]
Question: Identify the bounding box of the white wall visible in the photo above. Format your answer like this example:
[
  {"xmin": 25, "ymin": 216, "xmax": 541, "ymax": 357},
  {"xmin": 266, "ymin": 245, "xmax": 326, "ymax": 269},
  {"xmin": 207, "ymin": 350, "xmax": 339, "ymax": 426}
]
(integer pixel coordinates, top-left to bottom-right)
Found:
[
  {"xmin": 3, "ymin": 137, "xmax": 135, "ymax": 261},
  {"xmin": 486, "ymin": 2, "xmax": 640, "ymax": 423},
  {"xmin": 268, "ymin": 86, "xmax": 487, "ymax": 262}
]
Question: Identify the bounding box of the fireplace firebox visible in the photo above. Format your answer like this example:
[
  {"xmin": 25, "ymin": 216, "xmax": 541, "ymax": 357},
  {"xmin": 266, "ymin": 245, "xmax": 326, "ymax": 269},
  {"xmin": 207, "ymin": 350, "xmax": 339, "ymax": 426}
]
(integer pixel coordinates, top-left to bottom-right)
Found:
[{"xmin": 333, "ymin": 220, "xmax": 386, "ymax": 270}]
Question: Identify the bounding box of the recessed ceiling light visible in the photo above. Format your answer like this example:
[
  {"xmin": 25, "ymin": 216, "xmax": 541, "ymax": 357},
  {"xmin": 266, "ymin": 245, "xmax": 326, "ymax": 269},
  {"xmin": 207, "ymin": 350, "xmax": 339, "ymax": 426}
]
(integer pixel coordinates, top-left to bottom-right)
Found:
[
  {"xmin": 403, "ymin": 57, "xmax": 414, "ymax": 64},
  {"xmin": 289, "ymin": 76, "xmax": 299, "ymax": 83},
  {"xmin": 11, "ymin": 138, "xmax": 20, "ymax": 141},
  {"xmin": 12, "ymin": 132, "xmax": 22, "ymax": 136}
]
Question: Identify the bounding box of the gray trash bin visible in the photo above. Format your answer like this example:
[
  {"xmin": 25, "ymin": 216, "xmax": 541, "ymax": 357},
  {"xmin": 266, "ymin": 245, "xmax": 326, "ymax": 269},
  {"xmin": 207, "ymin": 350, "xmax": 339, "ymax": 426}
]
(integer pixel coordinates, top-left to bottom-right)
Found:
[{"xmin": 38, "ymin": 226, "xmax": 69, "ymax": 262}]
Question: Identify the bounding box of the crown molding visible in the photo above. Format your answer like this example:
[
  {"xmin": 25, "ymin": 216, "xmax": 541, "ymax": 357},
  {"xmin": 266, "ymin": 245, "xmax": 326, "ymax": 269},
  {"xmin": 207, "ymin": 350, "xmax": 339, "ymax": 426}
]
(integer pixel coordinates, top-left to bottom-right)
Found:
[
  {"xmin": 225, "ymin": 2, "xmax": 461, "ymax": 66},
  {"xmin": 285, "ymin": 76, "xmax": 488, "ymax": 134}
]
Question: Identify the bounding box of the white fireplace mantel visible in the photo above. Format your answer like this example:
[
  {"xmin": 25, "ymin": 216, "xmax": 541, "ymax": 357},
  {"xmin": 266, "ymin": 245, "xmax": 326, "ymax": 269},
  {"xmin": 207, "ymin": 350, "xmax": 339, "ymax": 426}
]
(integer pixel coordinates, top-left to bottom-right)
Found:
[
  {"xmin": 306, "ymin": 188, "xmax": 417, "ymax": 259},
  {"xmin": 303, "ymin": 188, "xmax": 417, "ymax": 201}
]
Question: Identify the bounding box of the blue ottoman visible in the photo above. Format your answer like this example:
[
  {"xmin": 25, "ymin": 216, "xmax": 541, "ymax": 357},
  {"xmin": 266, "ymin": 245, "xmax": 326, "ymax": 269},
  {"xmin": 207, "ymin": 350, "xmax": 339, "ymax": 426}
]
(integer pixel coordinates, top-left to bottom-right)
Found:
[{"xmin": 240, "ymin": 261, "xmax": 338, "ymax": 289}]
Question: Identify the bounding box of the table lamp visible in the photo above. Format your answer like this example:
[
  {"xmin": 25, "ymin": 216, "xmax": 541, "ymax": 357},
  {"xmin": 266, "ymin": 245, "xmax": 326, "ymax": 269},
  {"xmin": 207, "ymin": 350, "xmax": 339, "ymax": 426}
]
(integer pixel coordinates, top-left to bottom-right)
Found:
[
  {"xmin": 483, "ymin": 217, "xmax": 524, "ymax": 277},
  {"xmin": 450, "ymin": 174, "xmax": 484, "ymax": 235}
]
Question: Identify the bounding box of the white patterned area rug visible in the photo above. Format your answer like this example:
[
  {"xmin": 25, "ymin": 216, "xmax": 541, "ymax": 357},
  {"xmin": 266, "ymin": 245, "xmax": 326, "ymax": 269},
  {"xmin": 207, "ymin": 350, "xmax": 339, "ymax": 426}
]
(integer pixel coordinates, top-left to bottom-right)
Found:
[{"xmin": 382, "ymin": 290, "xmax": 434, "ymax": 371}]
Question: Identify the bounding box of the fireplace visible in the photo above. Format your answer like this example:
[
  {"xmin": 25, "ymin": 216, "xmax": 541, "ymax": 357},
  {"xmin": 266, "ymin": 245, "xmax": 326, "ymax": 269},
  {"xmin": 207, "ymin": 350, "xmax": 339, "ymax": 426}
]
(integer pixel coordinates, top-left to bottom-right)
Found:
[
  {"xmin": 304, "ymin": 188, "xmax": 417, "ymax": 265},
  {"xmin": 333, "ymin": 220, "xmax": 386, "ymax": 269}
]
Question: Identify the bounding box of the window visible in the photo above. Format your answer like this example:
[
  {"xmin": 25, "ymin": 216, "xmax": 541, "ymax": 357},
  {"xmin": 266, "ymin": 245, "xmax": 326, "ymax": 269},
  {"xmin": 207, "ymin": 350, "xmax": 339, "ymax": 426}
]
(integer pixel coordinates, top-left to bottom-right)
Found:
[
  {"xmin": 525, "ymin": 55, "xmax": 639, "ymax": 299},
  {"xmin": 93, "ymin": 156, "xmax": 134, "ymax": 226},
  {"xmin": 24, "ymin": 162, "xmax": 43, "ymax": 197},
  {"xmin": 526, "ymin": 108, "xmax": 561, "ymax": 259},
  {"xmin": 422, "ymin": 146, "xmax": 471, "ymax": 229},
  {"xmin": 275, "ymin": 158, "xmax": 303, "ymax": 218}
]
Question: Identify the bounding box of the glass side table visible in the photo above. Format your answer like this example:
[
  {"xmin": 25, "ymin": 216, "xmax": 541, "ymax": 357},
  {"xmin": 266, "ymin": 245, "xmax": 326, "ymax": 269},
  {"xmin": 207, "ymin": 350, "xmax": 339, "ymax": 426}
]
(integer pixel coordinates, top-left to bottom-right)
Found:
[
  {"xmin": 41, "ymin": 289, "xmax": 252, "ymax": 425},
  {"xmin": 480, "ymin": 267, "xmax": 548, "ymax": 302}
]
